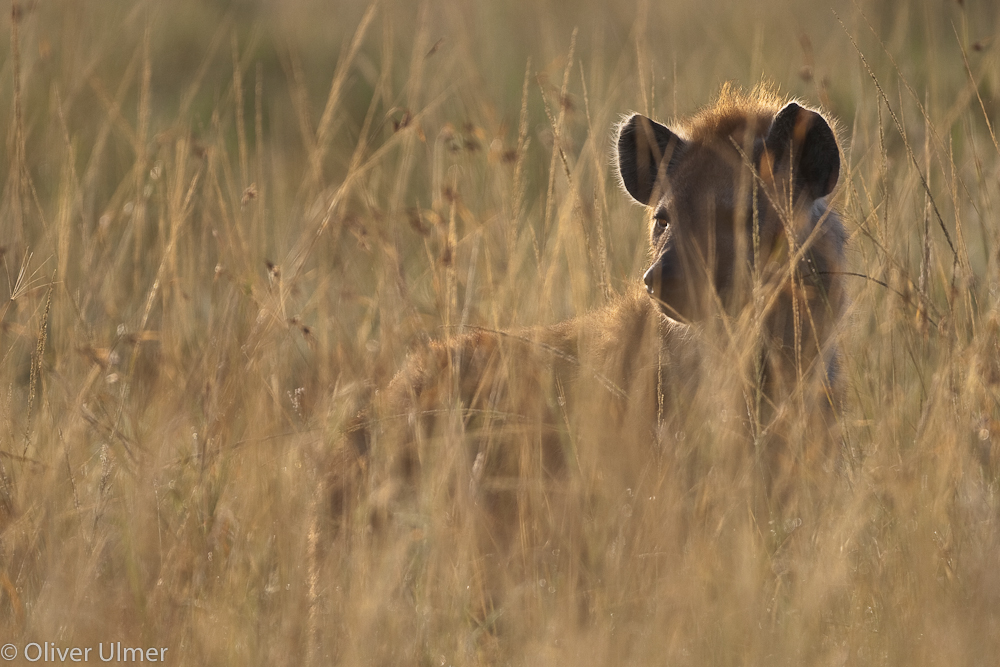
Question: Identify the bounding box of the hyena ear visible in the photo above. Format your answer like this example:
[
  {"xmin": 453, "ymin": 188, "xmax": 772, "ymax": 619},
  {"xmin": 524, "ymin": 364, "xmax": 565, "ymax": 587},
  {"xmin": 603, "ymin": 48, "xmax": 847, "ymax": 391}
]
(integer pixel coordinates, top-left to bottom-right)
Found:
[
  {"xmin": 763, "ymin": 102, "xmax": 840, "ymax": 199},
  {"xmin": 617, "ymin": 114, "xmax": 684, "ymax": 205}
]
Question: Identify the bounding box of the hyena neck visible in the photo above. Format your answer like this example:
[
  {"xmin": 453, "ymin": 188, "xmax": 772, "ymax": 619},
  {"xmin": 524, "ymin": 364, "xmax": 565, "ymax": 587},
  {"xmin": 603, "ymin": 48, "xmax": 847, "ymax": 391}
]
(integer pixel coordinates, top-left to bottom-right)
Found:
[{"xmin": 758, "ymin": 198, "xmax": 845, "ymax": 404}]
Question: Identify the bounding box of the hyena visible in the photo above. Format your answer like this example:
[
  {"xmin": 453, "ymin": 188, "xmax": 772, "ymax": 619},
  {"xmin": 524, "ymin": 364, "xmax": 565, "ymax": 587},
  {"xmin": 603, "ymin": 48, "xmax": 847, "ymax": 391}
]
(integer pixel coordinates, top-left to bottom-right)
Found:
[
  {"xmin": 338, "ymin": 85, "xmax": 845, "ymax": 548},
  {"xmin": 617, "ymin": 85, "xmax": 846, "ymax": 494}
]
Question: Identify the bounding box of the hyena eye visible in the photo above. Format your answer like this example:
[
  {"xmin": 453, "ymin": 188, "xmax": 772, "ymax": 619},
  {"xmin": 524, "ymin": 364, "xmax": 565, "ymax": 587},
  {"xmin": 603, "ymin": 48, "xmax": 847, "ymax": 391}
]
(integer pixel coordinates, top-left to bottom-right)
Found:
[{"xmin": 653, "ymin": 209, "xmax": 670, "ymax": 231}]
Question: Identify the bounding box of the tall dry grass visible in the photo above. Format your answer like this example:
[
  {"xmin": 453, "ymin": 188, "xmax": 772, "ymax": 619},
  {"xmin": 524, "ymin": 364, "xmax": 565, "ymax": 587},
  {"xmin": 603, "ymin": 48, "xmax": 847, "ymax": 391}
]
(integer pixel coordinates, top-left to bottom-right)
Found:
[{"xmin": 0, "ymin": 0, "xmax": 998, "ymax": 664}]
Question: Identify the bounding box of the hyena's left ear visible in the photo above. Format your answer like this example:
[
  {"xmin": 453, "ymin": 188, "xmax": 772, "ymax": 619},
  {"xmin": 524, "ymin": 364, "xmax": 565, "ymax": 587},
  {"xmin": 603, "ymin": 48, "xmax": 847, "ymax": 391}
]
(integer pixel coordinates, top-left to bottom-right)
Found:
[
  {"xmin": 763, "ymin": 102, "xmax": 840, "ymax": 199},
  {"xmin": 617, "ymin": 114, "xmax": 685, "ymax": 205}
]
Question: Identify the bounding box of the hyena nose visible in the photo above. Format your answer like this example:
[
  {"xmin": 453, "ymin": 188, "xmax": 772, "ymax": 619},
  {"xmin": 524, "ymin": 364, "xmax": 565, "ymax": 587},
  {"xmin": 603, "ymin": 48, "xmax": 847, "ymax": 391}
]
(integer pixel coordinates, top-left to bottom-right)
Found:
[
  {"xmin": 642, "ymin": 255, "xmax": 676, "ymax": 299},
  {"xmin": 644, "ymin": 255, "xmax": 683, "ymax": 303},
  {"xmin": 643, "ymin": 261, "xmax": 660, "ymax": 295}
]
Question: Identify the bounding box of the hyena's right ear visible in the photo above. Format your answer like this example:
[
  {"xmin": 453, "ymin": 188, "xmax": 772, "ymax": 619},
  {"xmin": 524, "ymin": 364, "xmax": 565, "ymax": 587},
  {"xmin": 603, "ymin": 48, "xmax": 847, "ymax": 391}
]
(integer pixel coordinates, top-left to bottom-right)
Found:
[{"xmin": 617, "ymin": 114, "xmax": 685, "ymax": 205}]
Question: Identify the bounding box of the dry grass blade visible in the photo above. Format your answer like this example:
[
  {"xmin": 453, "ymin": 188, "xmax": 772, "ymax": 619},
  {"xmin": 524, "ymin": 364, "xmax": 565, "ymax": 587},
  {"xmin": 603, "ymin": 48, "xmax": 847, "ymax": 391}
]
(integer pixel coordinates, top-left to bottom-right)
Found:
[
  {"xmin": 309, "ymin": 1, "xmax": 380, "ymax": 188},
  {"xmin": 835, "ymin": 10, "xmax": 960, "ymax": 267},
  {"xmin": 952, "ymin": 21, "xmax": 1000, "ymax": 159}
]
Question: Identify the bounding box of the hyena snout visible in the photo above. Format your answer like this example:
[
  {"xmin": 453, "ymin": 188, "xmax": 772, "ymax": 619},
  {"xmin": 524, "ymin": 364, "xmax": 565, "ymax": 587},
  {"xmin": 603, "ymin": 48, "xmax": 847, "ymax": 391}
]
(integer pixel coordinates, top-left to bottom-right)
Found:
[
  {"xmin": 643, "ymin": 241, "xmax": 730, "ymax": 321},
  {"xmin": 642, "ymin": 248, "xmax": 688, "ymax": 317}
]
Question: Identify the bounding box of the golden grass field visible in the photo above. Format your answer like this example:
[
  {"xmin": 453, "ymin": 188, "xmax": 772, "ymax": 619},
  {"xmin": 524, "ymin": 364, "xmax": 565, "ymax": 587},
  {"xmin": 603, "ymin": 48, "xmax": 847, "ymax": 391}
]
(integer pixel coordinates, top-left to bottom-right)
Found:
[{"xmin": 1, "ymin": 0, "xmax": 999, "ymax": 664}]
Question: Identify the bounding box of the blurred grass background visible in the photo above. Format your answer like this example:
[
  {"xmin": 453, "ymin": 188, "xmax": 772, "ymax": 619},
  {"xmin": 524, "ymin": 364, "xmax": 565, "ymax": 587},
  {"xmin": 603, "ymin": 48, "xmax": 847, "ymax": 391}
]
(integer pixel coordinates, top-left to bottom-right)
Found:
[{"xmin": 0, "ymin": 0, "xmax": 998, "ymax": 664}]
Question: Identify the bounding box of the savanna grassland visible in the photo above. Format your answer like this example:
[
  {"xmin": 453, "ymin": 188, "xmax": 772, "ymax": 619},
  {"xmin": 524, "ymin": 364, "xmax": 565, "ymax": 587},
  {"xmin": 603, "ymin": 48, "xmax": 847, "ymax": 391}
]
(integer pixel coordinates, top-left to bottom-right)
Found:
[{"xmin": 1, "ymin": 0, "xmax": 999, "ymax": 664}]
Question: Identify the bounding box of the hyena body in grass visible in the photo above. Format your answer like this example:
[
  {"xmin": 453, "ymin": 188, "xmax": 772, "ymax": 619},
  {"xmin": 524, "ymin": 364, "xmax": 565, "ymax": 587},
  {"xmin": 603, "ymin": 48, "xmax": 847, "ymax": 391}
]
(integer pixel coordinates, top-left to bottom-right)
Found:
[
  {"xmin": 340, "ymin": 86, "xmax": 845, "ymax": 569},
  {"xmin": 619, "ymin": 85, "xmax": 846, "ymax": 503}
]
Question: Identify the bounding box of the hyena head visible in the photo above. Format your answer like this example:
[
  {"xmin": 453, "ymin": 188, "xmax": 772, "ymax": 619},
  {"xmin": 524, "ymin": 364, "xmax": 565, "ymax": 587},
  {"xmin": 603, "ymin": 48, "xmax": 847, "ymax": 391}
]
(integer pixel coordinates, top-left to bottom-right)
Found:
[{"xmin": 616, "ymin": 87, "xmax": 843, "ymax": 335}]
